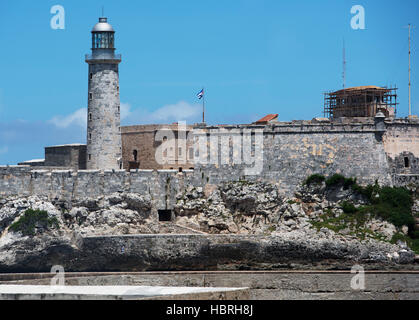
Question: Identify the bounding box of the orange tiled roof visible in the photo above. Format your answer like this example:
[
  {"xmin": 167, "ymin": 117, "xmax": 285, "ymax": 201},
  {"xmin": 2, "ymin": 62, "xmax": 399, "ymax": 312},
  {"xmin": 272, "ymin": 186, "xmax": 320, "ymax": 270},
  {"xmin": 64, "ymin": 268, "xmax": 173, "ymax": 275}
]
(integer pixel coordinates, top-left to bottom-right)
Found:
[
  {"xmin": 332, "ymin": 86, "xmax": 389, "ymax": 95},
  {"xmin": 256, "ymin": 114, "xmax": 278, "ymax": 123}
]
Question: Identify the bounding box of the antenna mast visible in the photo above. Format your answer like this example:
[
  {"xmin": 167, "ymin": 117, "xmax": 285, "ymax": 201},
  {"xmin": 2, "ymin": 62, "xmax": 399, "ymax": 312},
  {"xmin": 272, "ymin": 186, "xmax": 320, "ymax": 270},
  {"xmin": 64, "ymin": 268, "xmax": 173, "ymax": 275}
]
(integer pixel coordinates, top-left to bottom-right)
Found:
[
  {"xmin": 343, "ymin": 39, "xmax": 346, "ymax": 89},
  {"xmin": 409, "ymin": 23, "xmax": 412, "ymax": 117},
  {"xmin": 405, "ymin": 23, "xmax": 415, "ymax": 118}
]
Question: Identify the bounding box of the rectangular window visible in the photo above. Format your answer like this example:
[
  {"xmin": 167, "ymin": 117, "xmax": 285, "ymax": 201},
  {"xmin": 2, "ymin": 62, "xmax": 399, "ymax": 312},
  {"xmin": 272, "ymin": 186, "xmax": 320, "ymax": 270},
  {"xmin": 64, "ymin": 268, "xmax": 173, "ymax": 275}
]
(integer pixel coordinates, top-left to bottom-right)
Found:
[
  {"xmin": 88, "ymin": 154, "xmax": 91, "ymax": 161},
  {"xmin": 89, "ymin": 93, "xmax": 93, "ymax": 100},
  {"xmin": 158, "ymin": 210, "xmax": 172, "ymax": 222},
  {"xmin": 89, "ymin": 73, "xmax": 93, "ymax": 80}
]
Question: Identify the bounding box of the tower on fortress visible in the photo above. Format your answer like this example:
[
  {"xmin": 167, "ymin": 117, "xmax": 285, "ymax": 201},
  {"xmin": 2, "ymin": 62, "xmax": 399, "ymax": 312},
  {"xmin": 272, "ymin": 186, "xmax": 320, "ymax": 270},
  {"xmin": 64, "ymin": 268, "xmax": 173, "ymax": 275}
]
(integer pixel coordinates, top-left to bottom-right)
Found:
[{"xmin": 85, "ymin": 17, "xmax": 122, "ymax": 170}]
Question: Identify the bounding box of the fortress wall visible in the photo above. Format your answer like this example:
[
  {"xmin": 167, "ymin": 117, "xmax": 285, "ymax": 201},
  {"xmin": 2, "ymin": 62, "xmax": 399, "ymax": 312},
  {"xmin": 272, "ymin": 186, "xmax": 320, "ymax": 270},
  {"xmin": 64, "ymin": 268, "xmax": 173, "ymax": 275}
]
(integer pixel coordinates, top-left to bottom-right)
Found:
[
  {"xmin": 0, "ymin": 167, "xmax": 32, "ymax": 197},
  {"xmin": 0, "ymin": 167, "xmax": 195, "ymax": 211},
  {"xmin": 194, "ymin": 122, "xmax": 393, "ymax": 194},
  {"xmin": 1, "ymin": 121, "xmax": 418, "ymax": 203},
  {"xmin": 383, "ymin": 122, "xmax": 419, "ymax": 175},
  {"xmin": 383, "ymin": 122, "xmax": 419, "ymax": 159}
]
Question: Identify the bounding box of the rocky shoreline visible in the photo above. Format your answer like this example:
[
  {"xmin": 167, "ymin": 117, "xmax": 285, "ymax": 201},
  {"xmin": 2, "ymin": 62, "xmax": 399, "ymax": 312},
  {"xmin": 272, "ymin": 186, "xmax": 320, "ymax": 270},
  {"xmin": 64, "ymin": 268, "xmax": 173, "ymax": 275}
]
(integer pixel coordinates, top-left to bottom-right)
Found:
[{"xmin": 0, "ymin": 180, "xmax": 417, "ymax": 272}]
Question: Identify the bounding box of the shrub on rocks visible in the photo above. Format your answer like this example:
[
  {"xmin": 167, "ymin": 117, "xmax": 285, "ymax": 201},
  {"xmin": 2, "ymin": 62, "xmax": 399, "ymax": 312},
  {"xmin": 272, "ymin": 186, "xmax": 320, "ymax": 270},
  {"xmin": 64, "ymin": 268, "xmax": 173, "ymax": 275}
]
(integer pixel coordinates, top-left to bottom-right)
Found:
[
  {"xmin": 304, "ymin": 173, "xmax": 418, "ymax": 253},
  {"xmin": 305, "ymin": 174, "xmax": 325, "ymax": 186},
  {"xmin": 9, "ymin": 209, "xmax": 59, "ymax": 236}
]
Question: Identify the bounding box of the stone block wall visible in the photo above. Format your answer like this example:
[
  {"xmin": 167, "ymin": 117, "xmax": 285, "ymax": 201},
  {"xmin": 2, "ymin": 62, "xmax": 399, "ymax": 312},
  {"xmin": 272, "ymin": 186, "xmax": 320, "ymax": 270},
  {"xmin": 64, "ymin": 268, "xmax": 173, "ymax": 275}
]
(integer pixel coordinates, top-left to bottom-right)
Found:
[
  {"xmin": 384, "ymin": 121, "xmax": 419, "ymax": 176},
  {"xmin": 193, "ymin": 121, "xmax": 393, "ymax": 194},
  {"xmin": 121, "ymin": 124, "xmax": 195, "ymax": 171},
  {"xmin": 44, "ymin": 145, "xmax": 87, "ymax": 170},
  {"xmin": 1, "ymin": 119, "xmax": 418, "ymax": 205},
  {"xmin": 0, "ymin": 166, "xmax": 194, "ymax": 211}
]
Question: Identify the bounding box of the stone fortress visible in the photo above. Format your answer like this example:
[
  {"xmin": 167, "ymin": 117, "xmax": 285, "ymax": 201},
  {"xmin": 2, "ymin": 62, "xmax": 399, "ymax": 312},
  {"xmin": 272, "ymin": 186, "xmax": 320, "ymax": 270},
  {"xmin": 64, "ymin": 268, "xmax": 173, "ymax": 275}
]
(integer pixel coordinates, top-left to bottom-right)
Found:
[
  {"xmin": 2, "ymin": 16, "xmax": 419, "ymax": 284},
  {"xmin": 2, "ymin": 16, "xmax": 419, "ymax": 217}
]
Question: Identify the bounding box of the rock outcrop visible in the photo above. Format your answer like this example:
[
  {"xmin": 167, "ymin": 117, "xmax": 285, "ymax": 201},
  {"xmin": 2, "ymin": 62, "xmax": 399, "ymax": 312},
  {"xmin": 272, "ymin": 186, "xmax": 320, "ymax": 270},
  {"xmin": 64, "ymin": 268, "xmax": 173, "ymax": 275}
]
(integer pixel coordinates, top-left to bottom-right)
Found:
[{"xmin": 0, "ymin": 181, "xmax": 416, "ymax": 272}]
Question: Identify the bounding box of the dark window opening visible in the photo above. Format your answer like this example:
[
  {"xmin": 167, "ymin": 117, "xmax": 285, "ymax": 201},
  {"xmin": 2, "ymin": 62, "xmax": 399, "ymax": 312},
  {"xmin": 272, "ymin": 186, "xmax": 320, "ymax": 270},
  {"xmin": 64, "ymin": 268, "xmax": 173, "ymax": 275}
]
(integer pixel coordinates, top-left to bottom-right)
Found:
[
  {"xmin": 88, "ymin": 154, "xmax": 91, "ymax": 161},
  {"xmin": 179, "ymin": 167, "xmax": 183, "ymax": 173},
  {"xmin": 158, "ymin": 210, "xmax": 172, "ymax": 222},
  {"xmin": 89, "ymin": 113, "xmax": 92, "ymax": 121},
  {"xmin": 404, "ymin": 157, "xmax": 410, "ymax": 168},
  {"xmin": 89, "ymin": 73, "xmax": 93, "ymax": 80},
  {"xmin": 133, "ymin": 150, "xmax": 138, "ymax": 162},
  {"xmin": 89, "ymin": 93, "xmax": 93, "ymax": 100}
]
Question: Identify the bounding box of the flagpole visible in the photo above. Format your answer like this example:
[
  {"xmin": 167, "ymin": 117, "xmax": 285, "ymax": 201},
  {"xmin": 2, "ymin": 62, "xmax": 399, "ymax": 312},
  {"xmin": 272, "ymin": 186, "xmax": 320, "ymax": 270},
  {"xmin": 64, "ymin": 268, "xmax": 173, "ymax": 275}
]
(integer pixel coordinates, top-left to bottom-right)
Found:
[{"xmin": 202, "ymin": 87, "xmax": 205, "ymax": 123}]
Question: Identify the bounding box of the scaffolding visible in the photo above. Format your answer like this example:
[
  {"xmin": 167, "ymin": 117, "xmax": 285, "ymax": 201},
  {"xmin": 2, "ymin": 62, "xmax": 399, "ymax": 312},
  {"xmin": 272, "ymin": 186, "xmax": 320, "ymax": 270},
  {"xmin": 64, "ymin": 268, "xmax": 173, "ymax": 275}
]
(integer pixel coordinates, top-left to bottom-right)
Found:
[{"xmin": 324, "ymin": 86, "xmax": 398, "ymax": 119}]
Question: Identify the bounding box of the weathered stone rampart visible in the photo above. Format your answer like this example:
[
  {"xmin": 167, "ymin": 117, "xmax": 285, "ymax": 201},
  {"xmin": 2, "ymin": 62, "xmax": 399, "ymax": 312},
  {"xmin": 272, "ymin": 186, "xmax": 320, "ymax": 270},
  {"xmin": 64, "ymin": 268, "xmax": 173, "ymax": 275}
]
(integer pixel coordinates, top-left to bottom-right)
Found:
[
  {"xmin": 1, "ymin": 119, "xmax": 418, "ymax": 203},
  {"xmin": 0, "ymin": 167, "xmax": 194, "ymax": 212}
]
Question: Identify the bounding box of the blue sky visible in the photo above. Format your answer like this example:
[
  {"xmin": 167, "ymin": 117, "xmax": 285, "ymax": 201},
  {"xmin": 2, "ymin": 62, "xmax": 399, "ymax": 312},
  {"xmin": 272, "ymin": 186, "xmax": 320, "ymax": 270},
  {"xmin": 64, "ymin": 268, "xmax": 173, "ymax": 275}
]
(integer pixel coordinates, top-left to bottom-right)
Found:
[{"xmin": 0, "ymin": 0, "xmax": 418, "ymax": 164}]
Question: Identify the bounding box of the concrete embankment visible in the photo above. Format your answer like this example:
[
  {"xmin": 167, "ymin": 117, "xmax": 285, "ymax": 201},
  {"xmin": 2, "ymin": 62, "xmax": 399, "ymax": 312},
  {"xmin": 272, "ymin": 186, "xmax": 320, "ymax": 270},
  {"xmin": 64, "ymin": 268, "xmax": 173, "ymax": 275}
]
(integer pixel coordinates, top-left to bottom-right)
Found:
[
  {"xmin": 1, "ymin": 271, "xmax": 418, "ymax": 300},
  {"xmin": 0, "ymin": 284, "xmax": 249, "ymax": 300}
]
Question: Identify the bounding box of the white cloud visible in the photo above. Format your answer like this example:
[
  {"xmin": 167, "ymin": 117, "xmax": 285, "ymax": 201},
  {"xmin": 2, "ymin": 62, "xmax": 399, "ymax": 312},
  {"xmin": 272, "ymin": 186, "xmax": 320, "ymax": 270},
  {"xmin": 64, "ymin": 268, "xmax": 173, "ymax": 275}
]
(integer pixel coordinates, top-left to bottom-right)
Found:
[
  {"xmin": 49, "ymin": 104, "xmax": 132, "ymax": 128},
  {"xmin": 0, "ymin": 146, "xmax": 8, "ymax": 155},
  {"xmin": 49, "ymin": 108, "xmax": 87, "ymax": 128},
  {"xmin": 123, "ymin": 101, "xmax": 201, "ymax": 125},
  {"xmin": 48, "ymin": 101, "xmax": 201, "ymax": 129},
  {"xmin": 149, "ymin": 101, "xmax": 200, "ymax": 122},
  {"xmin": 120, "ymin": 102, "xmax": 132, "ymax": 120}
]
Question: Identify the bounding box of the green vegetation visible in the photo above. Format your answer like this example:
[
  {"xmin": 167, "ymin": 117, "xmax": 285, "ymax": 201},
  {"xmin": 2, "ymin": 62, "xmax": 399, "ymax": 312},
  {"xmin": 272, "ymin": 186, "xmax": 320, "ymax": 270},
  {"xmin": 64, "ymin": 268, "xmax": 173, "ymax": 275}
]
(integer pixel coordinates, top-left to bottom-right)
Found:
[
  {"xmin": 325, "ymin": 174, "xmax": 356, "ymax": 189},
  {"xmin": 310, "ymin": 209, "xmax": 387, "ymax": 242},
  {"xmin": 237, "ymin": 179, "xmax": 253, "ymax": 186},
  {"xmin": 341, "ymin": 201, "xmax": 358, "ymax": 214},
  {"xmin": 355, "ymin": 186, "xmax": 414, "ymax": 228},
  {"xmin": 9, "ymin": 209, "xmax": 59, "ymax": 236},
  {"xmin": 304, "ymin": 174, "xmax": 325, "ymax": 186},
  {"xmin": 391, "ymin": 233, "xmax": 419, "ymax": 253},
  {"xmin": 306, "ymin": 173, "xmax": 418, "ymax": 253}
]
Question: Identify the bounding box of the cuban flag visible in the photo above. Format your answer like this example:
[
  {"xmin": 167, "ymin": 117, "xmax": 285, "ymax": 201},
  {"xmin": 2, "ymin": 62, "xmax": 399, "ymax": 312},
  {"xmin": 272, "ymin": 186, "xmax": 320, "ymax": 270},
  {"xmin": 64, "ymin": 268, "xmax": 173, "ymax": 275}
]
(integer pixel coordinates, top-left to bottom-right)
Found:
[{"xmin": 197, "ymin": 89, "xmax": 204, "ymax": 99}]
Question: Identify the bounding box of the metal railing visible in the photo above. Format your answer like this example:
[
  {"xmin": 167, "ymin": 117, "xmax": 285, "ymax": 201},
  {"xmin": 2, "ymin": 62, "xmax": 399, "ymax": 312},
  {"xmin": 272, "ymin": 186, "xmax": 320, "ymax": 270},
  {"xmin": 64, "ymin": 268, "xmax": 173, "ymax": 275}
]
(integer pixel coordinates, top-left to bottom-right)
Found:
[{"xmin": 85, "ymin": 54, "xmax": 121, "ymax": 61}]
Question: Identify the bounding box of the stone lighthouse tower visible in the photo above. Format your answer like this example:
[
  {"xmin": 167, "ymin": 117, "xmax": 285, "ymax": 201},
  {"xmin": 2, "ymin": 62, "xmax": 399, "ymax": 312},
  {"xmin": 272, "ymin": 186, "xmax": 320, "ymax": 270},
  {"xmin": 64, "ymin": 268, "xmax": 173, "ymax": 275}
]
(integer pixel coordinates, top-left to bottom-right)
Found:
[{"xmin": 85, "ymin": 17, "xmax": 122, "ymax": 170}]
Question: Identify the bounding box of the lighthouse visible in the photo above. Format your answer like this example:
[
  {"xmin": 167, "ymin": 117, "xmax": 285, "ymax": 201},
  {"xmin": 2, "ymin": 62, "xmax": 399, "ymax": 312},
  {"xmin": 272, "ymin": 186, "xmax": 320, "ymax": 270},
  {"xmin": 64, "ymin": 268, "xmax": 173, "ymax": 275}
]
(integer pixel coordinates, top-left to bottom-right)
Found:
[{"xmin": 85, "ymin": 17, "xmax": 122, "ymax": 170}]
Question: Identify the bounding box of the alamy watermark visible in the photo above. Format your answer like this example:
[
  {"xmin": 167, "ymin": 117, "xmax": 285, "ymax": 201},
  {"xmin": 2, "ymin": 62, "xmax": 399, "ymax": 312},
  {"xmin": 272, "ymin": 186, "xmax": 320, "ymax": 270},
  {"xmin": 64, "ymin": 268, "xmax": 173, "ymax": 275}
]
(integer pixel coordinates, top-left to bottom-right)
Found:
[
  {"xmin": 50, "ymin": 5, "xmax": 65, "ymax": 30},
  {"xmin": 50, "ymin": 265, "xmax": 65, "ymax": 286},
  {"xmin": 154, "ymin": 122, "xmax": 264, "ymax": 175},
  {"xmin": 351, "ymin": 5, "xmax": 365, "ymax": 30},
  {"xmin": 350, "ymin": 264, "xmax": 365, "ymax": 291}
]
